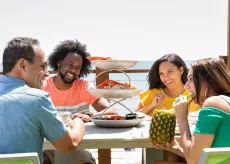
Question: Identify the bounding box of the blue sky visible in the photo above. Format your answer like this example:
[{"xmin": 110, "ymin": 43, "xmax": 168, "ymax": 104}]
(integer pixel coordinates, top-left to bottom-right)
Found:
[{"xmin": 0, "ymin": 0, "xmax": 228, "ymax": 61}]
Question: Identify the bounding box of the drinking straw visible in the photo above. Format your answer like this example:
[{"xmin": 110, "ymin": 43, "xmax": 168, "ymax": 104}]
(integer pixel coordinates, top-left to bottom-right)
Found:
[{"xmin": 187, "ymin": 93, "xmax": 194, "ymax": 99}]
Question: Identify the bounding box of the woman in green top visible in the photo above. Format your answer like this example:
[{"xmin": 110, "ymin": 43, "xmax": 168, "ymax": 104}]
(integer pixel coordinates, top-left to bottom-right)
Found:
[{"xmin": 153, "ymin": 58, "xmax": 230, "ymax": 164}]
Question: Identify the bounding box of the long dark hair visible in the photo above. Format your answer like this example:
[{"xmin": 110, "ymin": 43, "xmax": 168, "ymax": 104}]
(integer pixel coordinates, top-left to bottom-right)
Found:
[
  {"xmin": 191, "ymin": 58, "xmax": 230, "ymax": 105},
  {"xmin": 147, "ymin": 53, "xmax": 188, "ymax": 89}
]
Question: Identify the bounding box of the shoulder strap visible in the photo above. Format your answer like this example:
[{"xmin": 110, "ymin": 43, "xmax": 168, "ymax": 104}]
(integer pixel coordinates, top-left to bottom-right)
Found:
[{"xmin": 219, "ymin": 95, "xmax": 230, "ymax": 105}]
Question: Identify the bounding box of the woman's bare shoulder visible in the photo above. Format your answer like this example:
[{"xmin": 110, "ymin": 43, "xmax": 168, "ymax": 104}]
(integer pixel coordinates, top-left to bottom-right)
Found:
[{"xmin": 203, "ymin": 95, "xmax": 230, "ymax": 110}]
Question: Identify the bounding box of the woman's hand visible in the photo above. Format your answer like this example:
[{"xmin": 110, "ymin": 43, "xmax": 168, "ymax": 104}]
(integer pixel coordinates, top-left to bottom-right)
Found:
[
  {"xmin": 151, "ymin": 93, "xmax": 165, "ymax": 108},
  {"xmin": 71, "ymin": 113, "xmax": 91, "ymax": 122},
  {"xmin": 151, "ymin": 139, "xmax": 184, "ymax": 157},
  {"xmin": 134, "ymin": 93, "xmax": 165, "ymax": 115},
  {"xmin": 173, "ymin": 95, "xmax": 189, "ymax": 122}
]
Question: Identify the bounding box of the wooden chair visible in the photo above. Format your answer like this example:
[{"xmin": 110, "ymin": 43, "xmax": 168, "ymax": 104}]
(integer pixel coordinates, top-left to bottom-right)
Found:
[
  {"xmin": 199, "ymin": 148, "xmax": 230, "ymax": 164},
  {"xmin": 0, "ymin": 152, "xmax": 40, "ymax": 164}
]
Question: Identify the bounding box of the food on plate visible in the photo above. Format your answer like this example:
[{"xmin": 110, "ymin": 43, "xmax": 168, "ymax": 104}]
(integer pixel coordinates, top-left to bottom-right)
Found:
[
  {"xmin": 149, "ymin": 109, "xmax": 176, "ymax": 146},
  {"xmin": 97, "ymin": 79, "xmax": 132, "ymax": 89},
  {"xmin": 103, "ymin": 115, "xmax": 126, "ymax": 120},
  {"xmin": 93, "ymin": 114, "xmax": 140, "ymax": 120},
  {"xmin": 124, "ymin": 81, "xmax": 137, "ymax": 89},
  {"xmin": 87, "ymin": 56, "xmax": 112, "ymax": 61}
]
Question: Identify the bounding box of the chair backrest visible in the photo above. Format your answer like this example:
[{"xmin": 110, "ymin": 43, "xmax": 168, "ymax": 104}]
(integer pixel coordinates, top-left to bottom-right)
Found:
[
  {"xmin": 0, "ymin": 152, "xmax": 40, "ymax": 164},
  {"xmin": 199, "ymin": 148, "xmax": 230, "ymax": 164}
]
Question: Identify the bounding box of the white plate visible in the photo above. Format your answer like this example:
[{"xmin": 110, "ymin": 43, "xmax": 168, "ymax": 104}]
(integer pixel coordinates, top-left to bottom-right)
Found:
[
  {"xmin": 88, "ymin": 89, "xmax": 141, "ymax": 98},
  {"xmin": 91, "ymin": 117, "xmax": 145, "ymax": 128},
  {"xmin": 91, "ymin": 60, "xmax": 138, "ymax": 70}
]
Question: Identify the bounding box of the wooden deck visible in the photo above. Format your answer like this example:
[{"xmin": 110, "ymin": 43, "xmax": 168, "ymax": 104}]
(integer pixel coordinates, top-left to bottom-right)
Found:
[{"xmin": 89, "ymin": 148, "xmax": 142, "ymax": 164}]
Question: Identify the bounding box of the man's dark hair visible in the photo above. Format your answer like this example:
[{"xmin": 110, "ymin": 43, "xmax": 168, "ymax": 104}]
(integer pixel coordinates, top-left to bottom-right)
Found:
[
  {"xmin": 147, "ymin": 53, "xmax": 188, "ymax": 89},
  {"xmin": 2, "ymin": 37, "xmax": 40, "ymax": 74},
  {"xmin": 48, "ymin": 39, "xmax": 91, "ymax": 78}
]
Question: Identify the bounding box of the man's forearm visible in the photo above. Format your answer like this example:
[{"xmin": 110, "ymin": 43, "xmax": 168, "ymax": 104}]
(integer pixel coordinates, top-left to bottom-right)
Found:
[
  {"xmin": 67, "ymin": 119, "xmax": 85, "ymax": 148},
  {"xmin": 66, "ymin": 127, "xmax": 83, "ymax": 148},
  {"xmin": 138, "ymin": 104, "xmax": 156, "ymax": 114}
]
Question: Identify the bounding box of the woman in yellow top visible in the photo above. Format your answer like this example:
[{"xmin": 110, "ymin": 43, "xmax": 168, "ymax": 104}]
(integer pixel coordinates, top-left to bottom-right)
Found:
[{"xmin": 134, "ymin": 53, "xmax": 199, "ymax": 116}]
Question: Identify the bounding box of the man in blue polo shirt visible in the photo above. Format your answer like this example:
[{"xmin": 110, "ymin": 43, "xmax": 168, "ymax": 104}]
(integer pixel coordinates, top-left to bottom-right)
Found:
[{"xmin": 0, "ymin": 37, "xmax": 85, "ymax": 163}]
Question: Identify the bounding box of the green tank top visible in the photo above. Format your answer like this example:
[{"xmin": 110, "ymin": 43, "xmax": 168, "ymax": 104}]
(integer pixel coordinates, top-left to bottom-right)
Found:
[{"xmin": 194, "ymin": 96, "xmax": 230, "ymax": 147}]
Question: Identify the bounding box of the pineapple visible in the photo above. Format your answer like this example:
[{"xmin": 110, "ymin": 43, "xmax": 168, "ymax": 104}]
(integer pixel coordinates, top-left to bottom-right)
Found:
[{"xmin": 149, "ymin": 109, "xmax": 176, "ymax": 146}]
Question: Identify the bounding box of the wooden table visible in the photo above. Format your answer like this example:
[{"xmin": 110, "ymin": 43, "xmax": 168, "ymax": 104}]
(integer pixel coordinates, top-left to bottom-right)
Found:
[
  {"xmin": 43, "ymin": 119, "xmax": 188, "ymax": 164},
  {"xmin": 44, "ymin": 119, "xmax": 158, "ymax": 164}
]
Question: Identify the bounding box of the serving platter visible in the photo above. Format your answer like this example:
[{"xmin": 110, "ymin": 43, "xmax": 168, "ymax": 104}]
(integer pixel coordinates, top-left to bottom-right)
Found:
[
  {"xmin": 88, "ymin": 88, "xmax": 141, "ymax": 99},
  {"xmin": 91, "ymin": 117, "xmax": 145, "ymax": 128},
  {"xmin": 91, "ymin": 60, "xmax": 138, "ymax": 70},
  {"xmin": 91, "ymin": 113, "xmax": 146, "ymax": 128}
]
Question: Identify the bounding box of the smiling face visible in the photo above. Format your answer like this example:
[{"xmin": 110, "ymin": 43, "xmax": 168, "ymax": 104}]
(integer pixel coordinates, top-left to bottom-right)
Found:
[
  {"xmin": 58, "ymin": 52, "xmax": 83, "ymax": 84},
  {"xmin": 159, "ymin": 61, "xmax": 184, "ymax": 90},
  {"xmin": 22, "ymin": 46, "xmax": 49, "ymax": 89}
]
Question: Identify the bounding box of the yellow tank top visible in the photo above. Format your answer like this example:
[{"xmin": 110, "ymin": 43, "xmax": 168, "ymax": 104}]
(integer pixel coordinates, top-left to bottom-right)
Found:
[{"xmin": 139, "ymin": 88, "xmax": 199, "ymax": 116}]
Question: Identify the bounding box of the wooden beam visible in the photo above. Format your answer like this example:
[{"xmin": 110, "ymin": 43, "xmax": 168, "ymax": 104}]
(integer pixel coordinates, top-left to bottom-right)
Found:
[
  {"xmin": 95, "ymin": 68, "xmax": 109, "ymax": 86},
  {"xmin": 98, "ymin": 149, "xmax": 111, "ymax": 164},
  {"xmin": 228, "ymin": 0, "xmax": 230, "ymax": 70},
  {"xmin": 4, "ymin": 69, "xmax": 149, "ymax": 76}
]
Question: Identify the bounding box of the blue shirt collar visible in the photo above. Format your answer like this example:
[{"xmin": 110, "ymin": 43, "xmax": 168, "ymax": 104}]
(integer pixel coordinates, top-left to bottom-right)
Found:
[{"xmin": 0, "ymin": 75, "xmax": 26, "ymax": 85}]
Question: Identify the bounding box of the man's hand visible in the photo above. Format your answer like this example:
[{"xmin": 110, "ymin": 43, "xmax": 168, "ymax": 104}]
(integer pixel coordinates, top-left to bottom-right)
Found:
[
  {"xmin": 71, "ymin": 113, "xmax": 91, "ymax": 122},
  {"xmin": 52, "ymin": 117, "xmax": 85, "ymax": 154},
  {"xmin": 68, "ymin": 117, "xmax": 85, "ymax": 135}
]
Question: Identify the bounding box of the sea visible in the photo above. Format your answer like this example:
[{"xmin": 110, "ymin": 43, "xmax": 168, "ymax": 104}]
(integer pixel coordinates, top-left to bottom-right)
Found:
[{"xmin": 0, "ymin": 60, "xmax": 195, "ymax": 115}]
